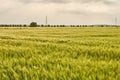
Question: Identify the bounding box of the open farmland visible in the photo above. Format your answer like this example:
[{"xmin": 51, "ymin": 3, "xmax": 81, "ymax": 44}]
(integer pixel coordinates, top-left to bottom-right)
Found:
[{"xmin": 0, "ymin": 27, "xmax": 120, "ymax": 80}]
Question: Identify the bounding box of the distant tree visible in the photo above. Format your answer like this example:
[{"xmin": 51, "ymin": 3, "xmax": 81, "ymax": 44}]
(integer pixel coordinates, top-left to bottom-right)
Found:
[
  {"xmin": 23, "ymin": 24, "xmax": 27, "ymax": 27},
  {"xmin": 70, "ymin": 25, "xmax": 73, "ymax": 27},
  {"xmin": 47, "ymin": 25, "xmax": 50, "ymax": 27},
  {"xmin": 57, "ymin": 25, "xmax": 59, "ymax": 27},
  {"xmin": 30, "ymin": 22, "xmax": 37, "ymax": 27},
  {"xmin": 53, "ymin": 25, "xmax": 56, "ymax": 27},
  {"xmin": 77, "ymin": 25, "xmax": 79, "ymax": 27},
  {"xmin": 41, "ymin": 24, "xmax": 44, "ymax": 27},
  {"xmin": 5, "ymin": 25, "xmax": 8, "ymax": 27}
]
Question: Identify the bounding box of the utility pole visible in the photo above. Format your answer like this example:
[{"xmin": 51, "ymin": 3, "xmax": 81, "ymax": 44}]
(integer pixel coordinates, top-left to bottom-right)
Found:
[
  {"xmin": 115, "ymin": 17, "xmax": 119, "ymax": 28},
  {"xmin": 46, "ymin": 16, "xmax": 47, "ymax": 25}
]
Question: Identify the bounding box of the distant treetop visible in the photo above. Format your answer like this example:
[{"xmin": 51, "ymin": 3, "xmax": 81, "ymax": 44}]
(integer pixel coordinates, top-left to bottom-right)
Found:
[{"xmin": 30, "ymin": 22, "xmax": 37, "ymax": 27}]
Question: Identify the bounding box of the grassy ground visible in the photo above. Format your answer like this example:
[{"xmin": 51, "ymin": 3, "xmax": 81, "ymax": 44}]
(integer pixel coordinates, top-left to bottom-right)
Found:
[{"xmin": 0, "ymin": 27, "xmax": 120, "ymax": 80}]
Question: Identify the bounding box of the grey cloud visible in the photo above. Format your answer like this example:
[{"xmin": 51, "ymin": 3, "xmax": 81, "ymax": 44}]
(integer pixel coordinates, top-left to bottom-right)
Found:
[
  {"xmin": 41, "ymin": 0, "xmax": 70, "ymax": 3},
  {"xmin": 100, "ymin": 0, "xmax": 118, "ymax": 5},
  {"xmin": 17, "ymin": 0, "xmax": 119, "ymax": 5},
  {"xmin": 75, "ymin": 0, "xmax": 119, "ymax": 5},
  {"xmin": 59, "ymin": 10, "xmax": 88, "ymax": 15},
  {"xmin": 17, "ymin": 0, "xmax": 70, "ymax": 3},
  {"xmin": 59, "ymin": 10, "xmax": 110, "ymax": 15}
]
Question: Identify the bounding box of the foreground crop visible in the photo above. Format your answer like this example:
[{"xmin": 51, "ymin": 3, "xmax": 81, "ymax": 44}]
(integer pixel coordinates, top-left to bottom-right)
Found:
[{"xmin": 0, "ymin": 27, "xmax": 120, "ymax": 80}]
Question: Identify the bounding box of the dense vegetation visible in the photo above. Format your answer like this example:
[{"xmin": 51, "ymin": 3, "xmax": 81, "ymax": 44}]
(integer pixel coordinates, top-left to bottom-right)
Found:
[{"xmin": 0, "ymin": 27, "xmax": 120, "ymax": 80}]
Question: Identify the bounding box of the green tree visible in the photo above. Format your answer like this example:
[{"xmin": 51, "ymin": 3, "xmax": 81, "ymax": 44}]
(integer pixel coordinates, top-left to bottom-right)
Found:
[{"xmin": 30, "ymin": 22, "xmax": 37, "ymax": 27}]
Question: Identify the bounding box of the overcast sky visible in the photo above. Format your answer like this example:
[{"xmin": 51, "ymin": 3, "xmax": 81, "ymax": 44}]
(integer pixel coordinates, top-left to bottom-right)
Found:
[{"xmin": 0, "ymin": 0, "xmax": 120, "ymax": 25}]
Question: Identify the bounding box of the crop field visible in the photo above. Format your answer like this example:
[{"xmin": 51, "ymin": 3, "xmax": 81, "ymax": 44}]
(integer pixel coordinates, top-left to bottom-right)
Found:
[{"xmin": 0, "ymin": 27, "xmax": 120, "ymax": 80}]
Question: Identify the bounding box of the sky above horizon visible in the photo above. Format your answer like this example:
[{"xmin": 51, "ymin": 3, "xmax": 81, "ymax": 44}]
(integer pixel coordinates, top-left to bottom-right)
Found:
[{"xmin": 0, "ymin": 0, "xmax": 120, "ymax": 25}]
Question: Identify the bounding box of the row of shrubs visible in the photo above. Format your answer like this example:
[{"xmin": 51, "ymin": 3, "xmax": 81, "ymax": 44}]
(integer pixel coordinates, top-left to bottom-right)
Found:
[
  {"xmin": 0, "ymin": 22, "xmax": 119, "ymax": 27},
  {"xmin": 0, "ymin": 25, "xmax": 119, "ymax": 27}
]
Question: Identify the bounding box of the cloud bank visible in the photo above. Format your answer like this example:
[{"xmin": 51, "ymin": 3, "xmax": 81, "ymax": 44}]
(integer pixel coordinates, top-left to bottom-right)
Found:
[{"xmin": 0, "ymin": 0, "xmax": 120, "ymax": 24}]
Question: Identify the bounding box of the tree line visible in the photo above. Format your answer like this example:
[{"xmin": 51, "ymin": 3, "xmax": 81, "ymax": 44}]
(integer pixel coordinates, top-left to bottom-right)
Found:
[{"xmin": 0, "ymin": 22, "xmax": 119, "ymax": 27}]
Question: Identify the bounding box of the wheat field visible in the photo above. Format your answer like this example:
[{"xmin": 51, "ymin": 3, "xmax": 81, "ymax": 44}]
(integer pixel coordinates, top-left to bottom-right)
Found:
[{"xmin": 0, "ymin": 27, "xmax": 120, "ymax": 80}]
